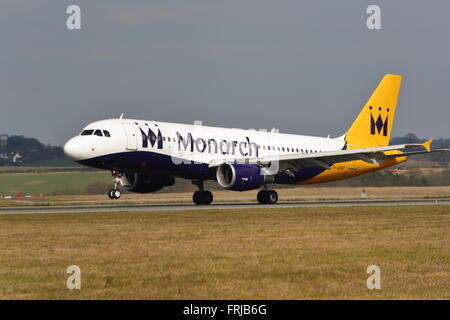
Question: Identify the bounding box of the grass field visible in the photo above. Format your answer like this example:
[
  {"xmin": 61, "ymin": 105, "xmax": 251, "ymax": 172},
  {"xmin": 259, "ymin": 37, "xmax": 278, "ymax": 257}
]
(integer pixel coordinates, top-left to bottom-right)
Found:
[
  {"xmin": 0, "ymin": 205, "xmax": 449, "ymax": 299},
  {"xmin": 0, "ymin": 166, "xmax": 81, "ymax": 173},
  {"xmin": 0, "ymin": 171, "xmax": 110, "ymax": 195}
]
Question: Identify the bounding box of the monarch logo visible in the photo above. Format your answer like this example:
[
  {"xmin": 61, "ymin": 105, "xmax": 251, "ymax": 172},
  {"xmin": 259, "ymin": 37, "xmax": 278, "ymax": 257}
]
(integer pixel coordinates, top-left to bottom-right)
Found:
[
  {"xmin": 140, "ymin": 127, "xmax": 163, "ymax": 149},
  {"xmin": 370, "ymin": 113, "xmax": 388, "ymax": 136}
]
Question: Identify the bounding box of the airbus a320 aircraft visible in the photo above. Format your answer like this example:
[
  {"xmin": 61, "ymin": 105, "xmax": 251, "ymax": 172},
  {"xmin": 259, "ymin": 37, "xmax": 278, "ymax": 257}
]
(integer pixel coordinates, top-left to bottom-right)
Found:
[{"xmin": 64, "ymin": 74, "xmax": 447, "ymax": 205}]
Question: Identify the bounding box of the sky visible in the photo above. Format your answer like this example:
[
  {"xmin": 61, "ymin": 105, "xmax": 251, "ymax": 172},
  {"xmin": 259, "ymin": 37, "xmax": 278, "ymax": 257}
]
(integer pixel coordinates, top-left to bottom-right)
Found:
[{"xmin": 1, "ymin": 0, "xmax": 450, "ymax": 146}]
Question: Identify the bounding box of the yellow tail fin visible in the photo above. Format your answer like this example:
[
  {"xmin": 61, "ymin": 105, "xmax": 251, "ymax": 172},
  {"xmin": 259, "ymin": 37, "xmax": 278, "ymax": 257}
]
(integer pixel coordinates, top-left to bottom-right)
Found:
[{"xmin": 345, "ymin": 74, "xmax": 402, "ymax": 149}]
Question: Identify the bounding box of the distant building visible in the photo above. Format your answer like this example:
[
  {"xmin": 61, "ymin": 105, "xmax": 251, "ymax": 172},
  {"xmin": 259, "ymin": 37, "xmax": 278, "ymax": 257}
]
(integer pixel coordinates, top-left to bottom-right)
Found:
[
  {"xmin": 12, "ymin": 153, "xmax": 22, "ymax": 163},
  {"xmin": 0, "ymin": 135, "xmax": 7, "ymax": 150}
]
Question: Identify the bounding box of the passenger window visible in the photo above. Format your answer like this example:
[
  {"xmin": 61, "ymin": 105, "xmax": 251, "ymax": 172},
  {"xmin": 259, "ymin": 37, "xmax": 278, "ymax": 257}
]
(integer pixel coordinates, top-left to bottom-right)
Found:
[
  {"xmin": 94, "ymin": 130, "xmax": 103, "ymax": 137},
  {"xmin": 103, "ymin": 130, "xmax": 111, "ymax": 137},
  {"xmin": 81, "ymin": 130, "xmax": 94, "ymax": 136}
]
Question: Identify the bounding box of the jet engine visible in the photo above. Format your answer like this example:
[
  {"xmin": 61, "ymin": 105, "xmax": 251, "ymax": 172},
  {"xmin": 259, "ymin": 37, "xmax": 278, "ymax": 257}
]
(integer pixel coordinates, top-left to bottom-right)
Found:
[
  {"xmin": 216, "ymin": 164, "xmax": 274, "ymax": 191},
  {"xmin": 120, "ymin": 172, "xmax": 175, "ymax": 193}
]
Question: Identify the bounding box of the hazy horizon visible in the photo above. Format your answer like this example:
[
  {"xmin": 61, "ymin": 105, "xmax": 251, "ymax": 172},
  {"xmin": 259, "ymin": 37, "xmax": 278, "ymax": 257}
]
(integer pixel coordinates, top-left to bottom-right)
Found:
[{"xmin": 2, "ymin": 1, "xmax": 450, "ymax": 145}]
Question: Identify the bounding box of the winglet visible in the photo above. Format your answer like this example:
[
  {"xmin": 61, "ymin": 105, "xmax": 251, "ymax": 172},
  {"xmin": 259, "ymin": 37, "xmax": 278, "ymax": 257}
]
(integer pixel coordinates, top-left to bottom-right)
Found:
[{"xmin": 422, "ymin": 139, "xmax": 432, "ymax": 152}]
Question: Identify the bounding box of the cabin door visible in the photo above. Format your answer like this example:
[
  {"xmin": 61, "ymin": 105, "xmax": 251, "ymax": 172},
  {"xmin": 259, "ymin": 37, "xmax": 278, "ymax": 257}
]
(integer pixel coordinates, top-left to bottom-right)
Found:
[{"xmin": 123, "ymin": 123, "xmax": 138, "ymax": 150}]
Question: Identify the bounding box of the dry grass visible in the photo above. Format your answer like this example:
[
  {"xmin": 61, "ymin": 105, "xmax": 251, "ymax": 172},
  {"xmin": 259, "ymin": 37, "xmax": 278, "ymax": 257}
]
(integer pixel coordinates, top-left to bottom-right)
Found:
[{"xmin": 0, "ymin": 205, "xmax": 449, "ymax": 299}]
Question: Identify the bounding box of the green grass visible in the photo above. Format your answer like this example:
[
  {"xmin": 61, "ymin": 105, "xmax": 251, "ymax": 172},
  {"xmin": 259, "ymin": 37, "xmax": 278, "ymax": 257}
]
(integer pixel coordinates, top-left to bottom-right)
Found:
[
  {"xmin": 0, "ymin": 166, "xmax": 82, "ymax": 173},
  {"xmin": 0, "ymin": 205, "xmax": 448, "ymax": 299},
  {"xmin": 0, "ymin": 172, "xmax": 110, "ymax": 195},
  {"xmin": 22, "ymin": 158, "xmax": 81, "ymax": 167},
  {"xmin": 0, "ymin": 158, "xmax": 82, "ymax": 170}
]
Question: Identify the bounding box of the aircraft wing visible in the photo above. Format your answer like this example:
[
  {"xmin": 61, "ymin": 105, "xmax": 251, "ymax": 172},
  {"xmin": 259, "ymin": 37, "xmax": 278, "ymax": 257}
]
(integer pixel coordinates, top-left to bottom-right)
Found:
[{"xmin": 208, "ymin": 140, "xmax": 449, "ymax": 173}]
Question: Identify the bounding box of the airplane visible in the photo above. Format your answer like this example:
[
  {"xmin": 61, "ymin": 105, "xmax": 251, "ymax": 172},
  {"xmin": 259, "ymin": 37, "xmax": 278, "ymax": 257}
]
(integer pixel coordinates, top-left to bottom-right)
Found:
[{"xmin": 63, "ymin": 74, "xmax": 448, "ymax": 205}]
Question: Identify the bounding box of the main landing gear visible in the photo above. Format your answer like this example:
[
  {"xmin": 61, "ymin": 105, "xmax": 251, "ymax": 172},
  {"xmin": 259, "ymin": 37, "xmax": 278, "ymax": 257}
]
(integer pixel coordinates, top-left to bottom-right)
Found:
[
  {"xmin": 108, "ymin": 170, "xmax": 122, "ymax": 199},
  {"xmin": 192, "ymin": 180, "xmax": 213, "ymax": 205},
  {"xmin": 257, "ymin": 189, "xmax": 278, "ymax": 204},
  {"xmin": 193, "ymin": 190, "xmax": 213, "ymax": 205}
]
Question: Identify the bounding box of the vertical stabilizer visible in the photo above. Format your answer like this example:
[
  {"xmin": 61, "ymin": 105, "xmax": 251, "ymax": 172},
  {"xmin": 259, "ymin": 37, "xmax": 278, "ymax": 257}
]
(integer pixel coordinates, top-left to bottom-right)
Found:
[{"xmin": 345, "ymin": 74, "xmax": 402, "ymax": 149}]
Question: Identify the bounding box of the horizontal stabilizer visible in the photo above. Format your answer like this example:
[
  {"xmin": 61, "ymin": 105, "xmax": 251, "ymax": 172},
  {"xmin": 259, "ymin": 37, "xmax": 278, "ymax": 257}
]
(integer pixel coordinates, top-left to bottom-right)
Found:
[{"xmin": 384, "ymin": 148, "xmax": 450, "ymax": 159}]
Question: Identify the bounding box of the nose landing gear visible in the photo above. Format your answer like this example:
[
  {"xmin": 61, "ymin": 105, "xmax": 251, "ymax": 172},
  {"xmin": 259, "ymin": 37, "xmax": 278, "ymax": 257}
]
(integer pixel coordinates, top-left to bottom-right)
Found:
[
  {"xmin": 108, "ymin": 170, "xmax": 122, "ymax": 199},
  {"xmin": 257, "ymin": 189, "xmax": 278, "ymax": 204}
]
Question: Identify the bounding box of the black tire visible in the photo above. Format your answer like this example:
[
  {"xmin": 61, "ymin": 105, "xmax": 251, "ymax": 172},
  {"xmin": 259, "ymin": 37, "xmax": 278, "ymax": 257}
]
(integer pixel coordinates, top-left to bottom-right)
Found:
[
  {"xmin": 257, "ymin": 190, "xmax": 266, "ymax": 204},
  {"xmin": 203, "ymin": 191, "xmax": 213, "ymax": 205},
  {"xmin": 193, "ymin": 191, "xmax": 204, "ymax": 205},
  {"xmin": 266, "ymin": 190, "xmax": 278, "ymax": 204},
  {"xmin": 108, "ymin": 189, "xmax": 116, "ymax": 199},
  {"xmin": 113, "ymin": 189, "xmax": 121, "ymax": 199}
]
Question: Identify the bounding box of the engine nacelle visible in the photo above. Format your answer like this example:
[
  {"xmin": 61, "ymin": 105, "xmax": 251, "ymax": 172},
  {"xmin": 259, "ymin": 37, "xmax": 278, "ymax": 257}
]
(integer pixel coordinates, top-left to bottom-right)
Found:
[
  {"xmin": 216, "ymin": 163, "xmax": 274, "ymax": 191},
  {"xmin": 120, "ymin": 172, "xmax": 175, "ymax": 193}
]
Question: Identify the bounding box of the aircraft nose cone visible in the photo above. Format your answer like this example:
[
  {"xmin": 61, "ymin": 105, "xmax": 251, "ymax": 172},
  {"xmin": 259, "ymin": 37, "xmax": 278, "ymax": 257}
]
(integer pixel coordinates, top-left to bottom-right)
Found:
[{"xmin": 64, "ymin": 137, "xmax": 84, "ymax": 161}]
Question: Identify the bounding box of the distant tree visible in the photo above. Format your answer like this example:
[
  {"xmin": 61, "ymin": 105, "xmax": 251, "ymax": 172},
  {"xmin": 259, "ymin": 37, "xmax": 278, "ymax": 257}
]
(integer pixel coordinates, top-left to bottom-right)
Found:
[
  {"xmin": 4, "ymin": 135, "xmax": 64, "ymax": 164},
  {"xmin": 405, "ymin": 133, "xmax": 420, "ymax": 143}
]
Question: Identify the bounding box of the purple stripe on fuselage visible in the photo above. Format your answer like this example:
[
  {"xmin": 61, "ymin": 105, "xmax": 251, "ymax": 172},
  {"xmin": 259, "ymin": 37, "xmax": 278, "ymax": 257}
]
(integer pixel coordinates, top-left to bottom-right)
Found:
[{"xmin": 78, "ymin": 144, "xmax": 346, "ymax": 185}]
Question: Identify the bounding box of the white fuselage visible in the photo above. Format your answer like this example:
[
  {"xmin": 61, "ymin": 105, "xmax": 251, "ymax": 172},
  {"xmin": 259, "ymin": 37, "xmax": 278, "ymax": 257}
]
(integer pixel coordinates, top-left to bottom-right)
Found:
[{"xmin": 64, "ymin": 118, "xmax": 345, "ymax": 169}]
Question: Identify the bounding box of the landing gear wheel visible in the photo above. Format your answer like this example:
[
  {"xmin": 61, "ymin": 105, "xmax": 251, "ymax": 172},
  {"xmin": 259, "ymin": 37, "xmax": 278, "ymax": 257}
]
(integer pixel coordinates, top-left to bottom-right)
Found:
[
  {"xmin": 193, "ymin": 191, "xmax": 204, "ymax": 205},
  {"xmin": 193, "ymin": 191, "xmax": 214, "ymax": 205},
  {"xmin": 108, "ymin": 189, "xmax": 121, "ymax": 199},
  {"xmin": 257, "ymin": 190, "xmax": 278, "ymax": 204},
  {"xmin": 203, "ymin": 191, "xmax": 213, "ymax": 205},
  {"xmin": 266, "ymin": 190, "xmax": 278, "ymax": 204},
  {"xmin": 113, "ymin": 189, "xmax": 121, "ymax": 199},
  {"xmin": 257, "ymin": 190, "xmax": 266, "ymax": 204}
]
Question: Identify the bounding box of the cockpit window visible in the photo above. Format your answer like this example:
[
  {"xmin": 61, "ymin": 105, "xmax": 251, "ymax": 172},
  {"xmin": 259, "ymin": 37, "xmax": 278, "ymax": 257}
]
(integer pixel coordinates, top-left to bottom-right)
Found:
[
  {"xmin": 81, "ymin": 130, "xmax": 94, "ymax": 136},
  {"xmin": 81, "ymin": 129, "xmax": 111, "ymax": 137}
]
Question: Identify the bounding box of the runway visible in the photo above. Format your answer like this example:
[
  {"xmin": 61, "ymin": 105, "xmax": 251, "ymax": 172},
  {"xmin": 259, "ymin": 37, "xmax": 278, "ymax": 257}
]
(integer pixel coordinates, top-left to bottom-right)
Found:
[{"xmin": 0, "ymin": 198, "xmax": 449, "ymax": 215}]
